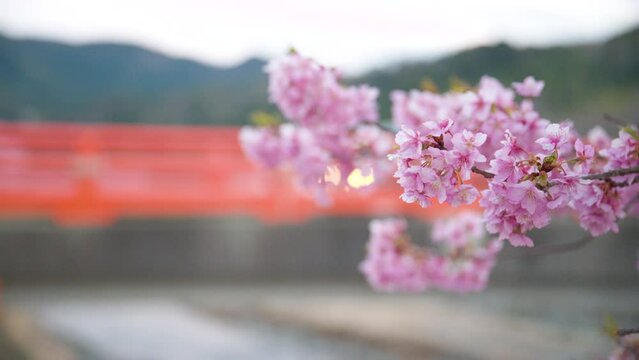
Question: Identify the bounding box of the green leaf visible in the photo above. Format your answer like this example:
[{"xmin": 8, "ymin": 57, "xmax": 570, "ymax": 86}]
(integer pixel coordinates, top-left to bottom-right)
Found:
[
  {"xmin": 622, "ymin": 126, "xmax": 639, "ymax": 140},
  {"xmin": 603, "ymin": 314, "xmax": 619, "ymax": 339},
  {"xmin": 537, "ymin": 171, "xmax": 548, "ymax": 188},
  {"xmin": 250, "ymin": 111, "xmax": 282, "ymax": 127},
  {"xmin": 542, "ymin": 150, "xmax": 558, "ymax": 171}
]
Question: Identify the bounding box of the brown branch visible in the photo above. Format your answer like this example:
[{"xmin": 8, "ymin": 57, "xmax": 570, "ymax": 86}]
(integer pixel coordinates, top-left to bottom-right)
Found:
[
  {"xmin": 502, "ymin": 235, "xmax": 594, "ymax": 260},
  {"xmin": 609, "ymin": 177, "xmax": 639, "ymax": 187},
  {"xmin": 603, "ymin": 114, "xmax": 630, "ymax": 127},
  {"xmin": 617, "ymin": 328, "xmax": 639, "ymax": 337},
  {"xmin": 582, "ymin": 166, "xmax": 639, "ymax": 180},
  {"xmin": 474, "ymin": 165, "xmax": 639, "ymax": 188},
  {"xmin": 470, "ymin": 165, "xmax": 639, "ymax": 183},
  {"xmin": 471, "ymin": 166, "xmax": 495, "ymax": 179},
  {"xmin": 547, "ymin": 167, "xmax": 639, "ymax": 188}
]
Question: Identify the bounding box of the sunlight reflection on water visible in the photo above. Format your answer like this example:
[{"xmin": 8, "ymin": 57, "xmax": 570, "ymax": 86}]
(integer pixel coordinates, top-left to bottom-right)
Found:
[{"xmin": 36, "ymin": 299, "xmax": 401, "ymax": 360}]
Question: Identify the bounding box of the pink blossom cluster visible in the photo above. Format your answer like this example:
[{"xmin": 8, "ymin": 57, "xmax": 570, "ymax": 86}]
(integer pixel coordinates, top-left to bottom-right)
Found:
[
  {"xmin": 266, "ymin": 52, "xmax": 378, "ymax": 128},
  {"xmin": 480, "ymin": 124, "xmax": 637, "ymax": 245},
  {"xmin": 240, "ymin": 52, "xmax": 639, "ymax": 294},
  {"xmin": 481, "ymin": 124, "xmax": 639, "ymax": 246},
  {"xmin": 391, "ymin": 76, "xmax": 639, "ymax": 247},
  {"xmin": 608, "ymin": 332, "xmax": 639, "ymax": 360},
  {"xmin": 391, "ymin": 76, "xmax": 552, "ymax": 156},
  {"xmin": 359, "ymin": 214, "xmax": 502, "ymax": 293},
  {"xmin": 392, "ymin": 121, "xmax": 486, "ymax": 209},
  {"xmin": 239, "ymin": 52, "xmax": 394, "ymax": 204},
  {"xmin": 431, "ymin": 211, "xmax": 484, "ymax": 248}
]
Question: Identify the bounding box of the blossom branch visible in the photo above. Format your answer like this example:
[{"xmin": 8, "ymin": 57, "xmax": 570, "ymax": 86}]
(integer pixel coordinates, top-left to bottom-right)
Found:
[
  {"xmin": 617, "ymin": 328, "xmax": 639, "ymax": 337},
  {"xmin": 502, "ymin": 235, "xmax": 594, "ymax": 260},
  {"xmin": 582, "ymin": 166, "xmax": 639, "ymax": 180},
  {"xmin": 603, "ymin": 113, "xmax": 638, "ymax": 128},
  {"xmin": 609, "ymin": 178, "xmax": 639, "ymax": 187},
  {"xmin": 246, "ymin": 52, "xmax": 639, "ymax": 296},
  {"xmin": 471, "ymin": 166, "xmax": 495, "ymax": 179},
  {"xmin": 477, "ymin": 165, "xmax": 639, "ymax": 183},
  {"xmin": 603, "ymin": 114, "xmax": 630, "ymax": 127}
]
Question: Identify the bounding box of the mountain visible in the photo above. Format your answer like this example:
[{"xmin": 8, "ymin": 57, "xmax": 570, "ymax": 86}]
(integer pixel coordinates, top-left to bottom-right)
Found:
[
  {"xmin": 0, "ymin": 35, "xmax": 269, "ymax": 124},
  {"xmin": 354, "ymin": 26, "xmax": 639, "ymax": 130},
  {"xmin": 0, "ymin": 27, "xmax": 637, "ymax": 128}
]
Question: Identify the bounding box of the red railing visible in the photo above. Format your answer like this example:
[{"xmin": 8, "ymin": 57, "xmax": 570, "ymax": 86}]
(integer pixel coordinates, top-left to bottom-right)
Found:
[{"xmin": 0, "ymin": 121, "xmax": 480, "ymax": 226}]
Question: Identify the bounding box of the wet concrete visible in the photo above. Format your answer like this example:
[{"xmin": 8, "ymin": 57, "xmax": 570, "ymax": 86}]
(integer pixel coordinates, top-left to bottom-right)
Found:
[{"xmin": 4, "ymin": 283, "xmax": 637, "ymax": 360}]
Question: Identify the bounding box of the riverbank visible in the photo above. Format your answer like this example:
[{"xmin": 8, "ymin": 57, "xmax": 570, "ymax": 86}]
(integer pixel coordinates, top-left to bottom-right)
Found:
[{"xmin": 2, "ymin": 283, "xmax": 636, "ymax": 359}]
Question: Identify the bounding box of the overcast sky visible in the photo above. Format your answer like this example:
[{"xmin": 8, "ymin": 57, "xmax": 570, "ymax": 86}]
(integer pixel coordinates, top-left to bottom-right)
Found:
[{"xmin": 1, "ymin": 0, "xmax": 638, "ymax": 74}]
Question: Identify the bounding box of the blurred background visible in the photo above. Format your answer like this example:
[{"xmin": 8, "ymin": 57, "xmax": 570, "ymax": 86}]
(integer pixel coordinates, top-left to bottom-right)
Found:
[{"xmin": 0, "ymin": 1, "xmax": 638, "ymax": 359}]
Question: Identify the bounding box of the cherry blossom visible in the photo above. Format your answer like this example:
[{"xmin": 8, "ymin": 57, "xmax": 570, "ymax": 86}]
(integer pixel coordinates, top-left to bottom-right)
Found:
[
  {"xmin": 360, "ymin": 214, "xmax": 502, "ymax": 293},
  {"xmin": 242, "ymin": 52, "xmax": 639, "ymax": 295},
  {"xmin": 240, "ymin": 52, "xmax": 394, "ymax": 204},
  {"xmin": 389, "ymin": 74, "xmax": 638, "ymax": 248},
  {"xmin": 394, "ymin": 126, "xmax": 426, "ymax": 160},
  {"xmin": 512, "ymin": 76, "xmax": 545, "ymax": 97},
  {"xmin": 536, "ymin": 123, "xmax": 571, "ymax": 151}
]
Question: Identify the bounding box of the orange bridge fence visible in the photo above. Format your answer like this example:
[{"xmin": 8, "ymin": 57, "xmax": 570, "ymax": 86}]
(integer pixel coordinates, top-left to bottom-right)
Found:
[{"xmin": 0, "ymin": 121, "xmax": 481, "ymax": 226}]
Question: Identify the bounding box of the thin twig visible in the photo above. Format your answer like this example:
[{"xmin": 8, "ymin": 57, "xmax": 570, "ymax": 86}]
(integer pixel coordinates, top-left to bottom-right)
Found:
[
  {"xmin": 617, "ymin": 328, "xmax": 639, "ymax": 337},
  {"xmin": 603, "ymin": 114, "xmax": 630, "ymax": 127},
  {"xmin": 582, "ymin": 166, "xmax": 639, "ymax": 180},
  {"xmin": 609, "ymin": 177, "xmax": 639, "ymax": 187},
  {"xmin": 473, "ymin": 165, "xmax": 639, "ymax": 182},
  {"xmin": 475, "ymin": 165, "xmax": 639, "ymax": 189},
  {"xmin": 502, "ymin": 235, "xmax": 594, "ymax": 260},
  {"xmin": 471, "ymin": 166, "xmax": 495, "ymax": 179}
]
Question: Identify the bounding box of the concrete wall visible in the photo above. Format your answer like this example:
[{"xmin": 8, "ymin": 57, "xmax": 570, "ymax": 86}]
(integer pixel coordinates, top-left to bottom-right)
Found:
[{"xmin": 0, "ymin": 215, "xmax": 636, "ymax": 285}]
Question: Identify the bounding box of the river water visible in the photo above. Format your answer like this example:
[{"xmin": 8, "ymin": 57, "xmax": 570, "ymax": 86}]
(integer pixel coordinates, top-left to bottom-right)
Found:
[
  {"xmin": 24, "ymin": 296, "xmax": 409, "ymax": 360},
  {"xmin": 6, "ymin": 283, "xmax": 638, "ymax": 360}
]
